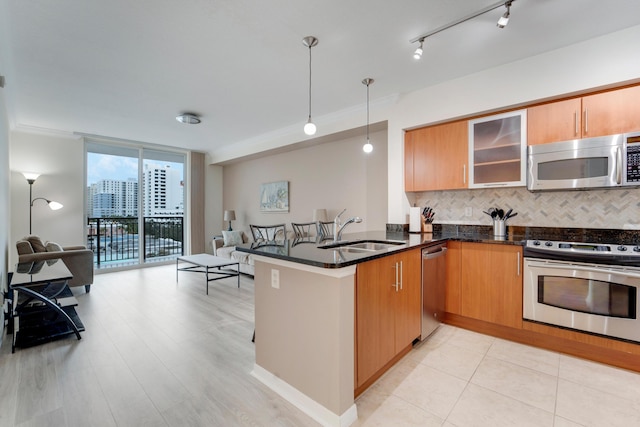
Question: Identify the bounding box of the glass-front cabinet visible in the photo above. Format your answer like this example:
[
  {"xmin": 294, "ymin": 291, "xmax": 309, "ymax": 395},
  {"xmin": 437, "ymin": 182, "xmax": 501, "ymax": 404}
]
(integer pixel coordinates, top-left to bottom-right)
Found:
[{"xmin": 468, "ymin": 110, "xmax": 527, "ymax": 188}]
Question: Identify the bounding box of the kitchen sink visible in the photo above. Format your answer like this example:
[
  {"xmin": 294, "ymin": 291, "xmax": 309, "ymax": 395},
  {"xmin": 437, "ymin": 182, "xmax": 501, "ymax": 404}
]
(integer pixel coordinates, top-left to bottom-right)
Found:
[
  {"xmin": 332, "ymin": 247, "xmax": 378, "ymax": 253},
  {"xmin": 319, "ymin": 240, "xmax": 406, "ymax": 252},
  {"xmin": 344, "ymin": 242, "xmax": 403, "ymax": 251}
]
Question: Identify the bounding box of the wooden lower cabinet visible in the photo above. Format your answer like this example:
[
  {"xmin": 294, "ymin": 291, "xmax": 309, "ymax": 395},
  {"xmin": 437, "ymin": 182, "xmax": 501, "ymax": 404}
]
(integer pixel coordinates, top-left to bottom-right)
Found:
[
  {"xmin": 444, "ymin": 241, "xmax": 462, "ymax": 315},
  {"xmin": 443, "ymin": 240, "xmax": 640, "ymax": 375},
  {"xmin": 355, "ymin": 248, "xmax": 421, "ymax": 390},
  {"xmin": 459, "ymin": 242, "xmax": 523, "ymax": 329}
]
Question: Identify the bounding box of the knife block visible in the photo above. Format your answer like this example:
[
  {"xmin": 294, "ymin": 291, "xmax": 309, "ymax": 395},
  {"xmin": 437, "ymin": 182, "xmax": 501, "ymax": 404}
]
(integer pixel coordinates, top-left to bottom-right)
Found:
[{"xmin": 422, "ymin": 222, "xmax": 433, "ymax": 234}]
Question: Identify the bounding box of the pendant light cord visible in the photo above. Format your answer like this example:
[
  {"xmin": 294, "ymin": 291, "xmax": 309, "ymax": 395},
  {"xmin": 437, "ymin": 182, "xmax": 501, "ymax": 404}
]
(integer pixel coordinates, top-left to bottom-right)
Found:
[
  {"xmin": 366, "ymin": 82, "xmax": 370, "ymax": 141},
  {"xmin": 308, "ymin": 45, "xmax": 312, "ymax": 120}
]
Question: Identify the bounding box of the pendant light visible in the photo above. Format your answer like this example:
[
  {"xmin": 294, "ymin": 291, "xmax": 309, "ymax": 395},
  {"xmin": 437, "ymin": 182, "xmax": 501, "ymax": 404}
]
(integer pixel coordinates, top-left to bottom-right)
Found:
[
  {"xmin": 362, "ymin": 78, "xmax": 374, "ymax": 153},
  {"xmin": 302, "ymin": 36, "xmax": 318, "ymax": 136}
]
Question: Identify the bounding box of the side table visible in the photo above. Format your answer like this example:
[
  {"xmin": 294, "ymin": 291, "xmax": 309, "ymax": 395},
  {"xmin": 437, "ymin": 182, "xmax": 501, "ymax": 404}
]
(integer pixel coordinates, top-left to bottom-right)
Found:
[{"xmin": 9, "ymin": 260, "xmax": 85, "ymax": 353}]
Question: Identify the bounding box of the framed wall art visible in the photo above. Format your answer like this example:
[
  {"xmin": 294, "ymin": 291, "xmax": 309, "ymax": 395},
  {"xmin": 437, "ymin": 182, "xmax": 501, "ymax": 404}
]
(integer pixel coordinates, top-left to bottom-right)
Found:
[{"xmin": 259, "ymin": 181, "xmax": 289, "ymax": 213}]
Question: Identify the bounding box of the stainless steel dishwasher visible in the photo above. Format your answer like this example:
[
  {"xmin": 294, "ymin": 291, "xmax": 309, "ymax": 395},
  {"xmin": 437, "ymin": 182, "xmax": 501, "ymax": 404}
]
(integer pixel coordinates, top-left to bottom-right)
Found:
[{"xmin": 421, "ymin": 243, "xmax": 447, "ymax": 340}]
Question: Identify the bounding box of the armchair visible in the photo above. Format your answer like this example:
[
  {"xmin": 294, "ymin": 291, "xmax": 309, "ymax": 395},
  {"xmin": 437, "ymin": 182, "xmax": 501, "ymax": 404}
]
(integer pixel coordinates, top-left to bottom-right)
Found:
[{"xmin": 16, "ymin": 235, "xmax": 94, "ymax": 292}]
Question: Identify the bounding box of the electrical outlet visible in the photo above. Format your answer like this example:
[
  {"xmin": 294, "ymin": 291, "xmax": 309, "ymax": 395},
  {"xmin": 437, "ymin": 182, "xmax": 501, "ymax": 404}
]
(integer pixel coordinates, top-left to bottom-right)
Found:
[
  {"xmin": 271, "ymin": 269, "xmax": 280, "ymax": 289},
  {"xmin": 465, "ymin": 207, "xmax": 473, "ymax": 217}
]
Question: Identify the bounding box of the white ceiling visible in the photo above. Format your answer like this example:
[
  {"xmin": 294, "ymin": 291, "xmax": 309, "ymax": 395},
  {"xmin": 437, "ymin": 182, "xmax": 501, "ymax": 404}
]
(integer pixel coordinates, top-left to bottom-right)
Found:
[{"xmin": 1, "ymin": 0, "xmax": 639, "ymax": 161}]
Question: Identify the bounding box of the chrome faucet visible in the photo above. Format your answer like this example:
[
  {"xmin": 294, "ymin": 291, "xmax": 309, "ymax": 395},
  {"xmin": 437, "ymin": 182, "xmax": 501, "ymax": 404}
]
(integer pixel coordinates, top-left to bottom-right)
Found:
[{"xmin": 333, "ymin": 208, "xmax": 363, "ymax": 242}]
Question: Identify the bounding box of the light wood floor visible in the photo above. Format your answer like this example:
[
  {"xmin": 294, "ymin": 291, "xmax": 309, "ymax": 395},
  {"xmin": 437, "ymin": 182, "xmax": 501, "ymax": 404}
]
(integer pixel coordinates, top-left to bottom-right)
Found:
[
  {"xmin": 0, "ymin": 264, "xmax": 319, "ymax": 427},
  {"xmin": 4, "ymin": 264, "xmax": 640, "ymax": 426}
]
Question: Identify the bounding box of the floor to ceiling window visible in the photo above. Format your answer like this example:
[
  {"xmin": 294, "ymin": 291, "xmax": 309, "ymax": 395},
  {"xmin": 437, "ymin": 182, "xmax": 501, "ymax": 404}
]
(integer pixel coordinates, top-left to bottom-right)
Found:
[{"xmin": 86, "ymin": 140, "xmax": 186, "ymax": 269}]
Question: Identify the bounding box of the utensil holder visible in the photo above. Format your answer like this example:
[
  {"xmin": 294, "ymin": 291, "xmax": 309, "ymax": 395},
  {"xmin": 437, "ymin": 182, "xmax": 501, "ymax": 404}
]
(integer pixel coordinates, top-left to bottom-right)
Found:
[
  {"xmin": 493, "ymin": 219, "xmax": 506, "ymax": 237},
  {"xmin": 422, "ymin": 222, "xmax": 433, "ymax": 234}
]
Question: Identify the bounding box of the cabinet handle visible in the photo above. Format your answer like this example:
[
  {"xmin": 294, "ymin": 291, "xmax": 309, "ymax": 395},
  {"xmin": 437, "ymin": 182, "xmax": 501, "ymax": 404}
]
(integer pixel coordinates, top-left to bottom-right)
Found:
[
  {"xmin": 616, "ymin": 146, "xmax": 622, "ymax": 185},
  {"xmin": 392, "ymin": 263, "xmax": 398, "ymax": 291},
  {"xmin": 574, "ymin": 110, "xmax": 578, "ymax": 136},
  {"xmin": 399, "ymin": 261, "xmax": 403, "ymax": 291},
  {"xmin": 584, "ymin": 108, "xmax": 588, "ymax": 134},
  {"xmin": 517, "ymin": 252, "xmax": 521, "ymax": 276},
  {"xmin": 463, "ymin": 164, "xmax": 466, "ymax": 184}
]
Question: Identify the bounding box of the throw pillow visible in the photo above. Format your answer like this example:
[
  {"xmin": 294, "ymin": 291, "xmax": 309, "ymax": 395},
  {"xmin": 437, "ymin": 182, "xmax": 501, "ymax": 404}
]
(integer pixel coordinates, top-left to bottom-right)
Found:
[
  {"xmin": 16, "ymin": 240, "xmax": 34, "ymax": 255},
  {"xmin": 45, "ymin": 241, "xmax": 63, "ymax": 252},
  {"xmin": 222, "ymin": 230, "xmax": 244, "ymax": 247},
  {"xmin": 25, "ymin": 235, "xmax": 47, "ymax": 252}
]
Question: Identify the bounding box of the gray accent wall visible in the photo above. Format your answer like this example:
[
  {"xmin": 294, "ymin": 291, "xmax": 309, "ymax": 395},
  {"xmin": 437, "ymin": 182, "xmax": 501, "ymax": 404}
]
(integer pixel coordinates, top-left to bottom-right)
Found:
[{"xmin": 218, "ymin": 129, "xmax": 388, "ymax": 237}]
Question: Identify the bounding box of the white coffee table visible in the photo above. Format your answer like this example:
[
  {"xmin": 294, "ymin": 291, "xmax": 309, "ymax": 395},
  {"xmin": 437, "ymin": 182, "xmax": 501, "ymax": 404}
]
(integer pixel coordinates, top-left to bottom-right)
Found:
[{"xmin": 176, "ymin": 254, "xmax": 240, "ymax": 295}]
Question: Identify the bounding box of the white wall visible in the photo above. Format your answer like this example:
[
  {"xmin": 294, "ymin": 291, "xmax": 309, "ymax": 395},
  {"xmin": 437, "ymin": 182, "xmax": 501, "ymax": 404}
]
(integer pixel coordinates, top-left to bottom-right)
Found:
[
  {"xmin": 0, "ymin": 79, "xmax": 9, "ymax": 343},
  {"xmin": 387, "ymin": 24, "xmax": 640, "ymax": 224},
  {"xmin": 9, "ymin": 131, "xmax": 86, "ymax": 265},
  {"xmin": 219, "ymin": 129, "xmax": 388, "ymax": 235},
  {"xmin": 205, "ymin": 161, "xmax": 223, "ymax": 252}
]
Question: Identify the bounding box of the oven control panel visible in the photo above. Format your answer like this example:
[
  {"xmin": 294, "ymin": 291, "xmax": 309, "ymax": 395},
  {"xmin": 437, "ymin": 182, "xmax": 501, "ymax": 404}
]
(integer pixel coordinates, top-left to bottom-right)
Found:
[
  {"xmin": 525, "ymin": 240, "xmax": 640, "ymax": 265},
  {"xmin": 527, "ymin": 240, "xmax": 640, "ymax": 254}
]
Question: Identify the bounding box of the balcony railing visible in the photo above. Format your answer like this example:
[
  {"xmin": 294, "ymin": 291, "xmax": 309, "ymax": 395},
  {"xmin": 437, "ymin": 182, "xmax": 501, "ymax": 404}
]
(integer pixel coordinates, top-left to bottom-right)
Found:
[{"xmin": 87, "ymin": 216, "xmax": 184, "ymax": 268}]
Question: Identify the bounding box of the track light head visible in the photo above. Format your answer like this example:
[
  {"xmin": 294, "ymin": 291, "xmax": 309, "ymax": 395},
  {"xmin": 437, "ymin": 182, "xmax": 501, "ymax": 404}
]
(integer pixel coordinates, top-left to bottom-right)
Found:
[
  {"xmin": 413, "ymin": 39, "xmax": 424, "ymax": 60},
  {"xmin": 497, "ymin": 1, "xmax": 512, "ymax": 28}
]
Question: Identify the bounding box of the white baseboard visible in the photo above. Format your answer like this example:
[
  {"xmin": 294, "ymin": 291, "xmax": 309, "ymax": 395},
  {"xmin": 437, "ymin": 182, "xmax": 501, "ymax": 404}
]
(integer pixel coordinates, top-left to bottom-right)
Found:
[{"xmin": 251, "ymin": 364, "xmax": 358, "ymax": 427}]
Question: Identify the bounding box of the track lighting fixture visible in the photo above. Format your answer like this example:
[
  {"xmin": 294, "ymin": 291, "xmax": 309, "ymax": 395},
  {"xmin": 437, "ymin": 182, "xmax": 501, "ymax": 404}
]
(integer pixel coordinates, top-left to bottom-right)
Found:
[
  {"xmin": 362, "ymin": 78, "xmax": 374, "ymax": 153},
  {"xmin": 413, "ymin": 39, "xmax": 424, "ymax": 60},
  {"xmin": 302, "ymin": 36, "xmax": 318, "ymax": 136},
  {"xmin": 411, "ymin": 0, "xmax": 516, "ymax": 58},
  {"xmin": 497, "ymin": 1, "xmax": 512, "ymax": 28}
]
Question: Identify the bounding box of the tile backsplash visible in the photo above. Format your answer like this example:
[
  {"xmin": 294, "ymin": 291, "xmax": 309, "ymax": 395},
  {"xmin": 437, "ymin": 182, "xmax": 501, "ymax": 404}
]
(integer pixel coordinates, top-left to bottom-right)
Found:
[{"xmin": 413, "ymin": 187, "xmax": 640, "ymax": 230}]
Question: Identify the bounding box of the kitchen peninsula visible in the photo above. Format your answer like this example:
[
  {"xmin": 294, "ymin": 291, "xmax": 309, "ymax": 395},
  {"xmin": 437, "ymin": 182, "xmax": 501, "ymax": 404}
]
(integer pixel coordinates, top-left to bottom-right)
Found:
[
  {"xmin": 237, "ymin": 231, "xmax": 430, "ymax": 427},
  {"xmin": 237, "ymin": 229, "xmax": 524, "ymax": 427},
  {"xmin": 238, "ymin": 225, "xmax": 640, "ymax": 427}
]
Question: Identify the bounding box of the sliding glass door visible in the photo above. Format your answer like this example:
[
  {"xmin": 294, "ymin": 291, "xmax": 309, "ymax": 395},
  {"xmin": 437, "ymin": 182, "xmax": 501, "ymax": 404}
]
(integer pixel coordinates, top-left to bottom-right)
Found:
[{"xmin": 86, "ymin": 141, "xmax": 186, "ymax": 268}]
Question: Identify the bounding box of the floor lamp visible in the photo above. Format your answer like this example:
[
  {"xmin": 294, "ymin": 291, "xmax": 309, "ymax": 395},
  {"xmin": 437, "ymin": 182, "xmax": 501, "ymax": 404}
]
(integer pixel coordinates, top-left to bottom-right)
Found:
[{"xmin": 23, "ymin": 172, "xmax": 63, "ymax": 234}]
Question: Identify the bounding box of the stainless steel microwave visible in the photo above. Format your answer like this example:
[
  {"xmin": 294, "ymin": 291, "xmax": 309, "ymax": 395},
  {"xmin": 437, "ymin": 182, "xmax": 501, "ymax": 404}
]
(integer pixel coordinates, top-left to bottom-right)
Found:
[{"xmin": 527, "ymin": 132, "xmax": 640, "ymax": 191}]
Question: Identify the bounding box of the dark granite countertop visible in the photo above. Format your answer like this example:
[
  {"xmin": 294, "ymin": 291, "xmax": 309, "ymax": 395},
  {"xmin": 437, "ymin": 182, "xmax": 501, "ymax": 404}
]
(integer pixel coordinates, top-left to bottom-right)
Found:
[
  {"xmin": 236, "ymin": 224, "xmax": 640, "ymax": 269},
  {"xmin": 235, "ymin": 228, "xmax": 523, "ymax": 269},
  {"xmin": 235, "ymin": 230, "xmax": 434, "ymax": 269}
]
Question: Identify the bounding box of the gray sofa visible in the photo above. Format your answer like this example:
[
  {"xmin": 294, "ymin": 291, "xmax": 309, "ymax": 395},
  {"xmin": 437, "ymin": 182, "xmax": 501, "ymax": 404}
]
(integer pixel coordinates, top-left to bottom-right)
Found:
[{"xmin": 16, "ymin": 235, "xmax": 94, "ymax": 292}]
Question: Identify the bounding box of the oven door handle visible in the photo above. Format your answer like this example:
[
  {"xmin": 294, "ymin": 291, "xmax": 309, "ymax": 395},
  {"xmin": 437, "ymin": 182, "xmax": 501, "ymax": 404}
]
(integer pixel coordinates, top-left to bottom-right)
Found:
[{"xmin": 525, "ymin": 259, "xmax": 640, "ymax": 278}]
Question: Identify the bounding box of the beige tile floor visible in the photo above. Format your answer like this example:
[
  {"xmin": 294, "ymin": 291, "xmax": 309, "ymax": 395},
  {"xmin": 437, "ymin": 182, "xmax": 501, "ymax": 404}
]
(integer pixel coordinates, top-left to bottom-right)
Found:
[
  {"xmin": 2, "ymin": 264, "xmax": 640, "ymax": 426},
  {"xmin": 355, "ymin": 324, "xmax": 640, "ymax": 427}
]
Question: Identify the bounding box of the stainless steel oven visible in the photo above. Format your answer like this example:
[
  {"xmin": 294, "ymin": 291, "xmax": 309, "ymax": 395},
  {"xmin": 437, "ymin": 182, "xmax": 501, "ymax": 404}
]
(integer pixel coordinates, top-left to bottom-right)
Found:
[{"xmin": 523, "ymin": 240, "xmax": 640, "ymax": 343}]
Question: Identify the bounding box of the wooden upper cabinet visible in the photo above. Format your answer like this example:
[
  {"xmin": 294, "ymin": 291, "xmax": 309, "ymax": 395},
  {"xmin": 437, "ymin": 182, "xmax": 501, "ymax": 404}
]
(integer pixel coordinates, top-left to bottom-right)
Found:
[
  {"xmin": 582, "ymin": 85, "xmax": 640, "ymax": 137},
  {"xmin": 404, "ymin": 130, "xmax": 416, "ymax": 192},
  {"xmin": 528, "ymin": 85, "xmax": 640, "ymax": 145},
  {"xmin": 404, "ymin": 121, "xmax": 468, "ymax": 191},
  {"xmin": 528, "ymin": 98, "xmax": 582, "ymax": 145}
]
